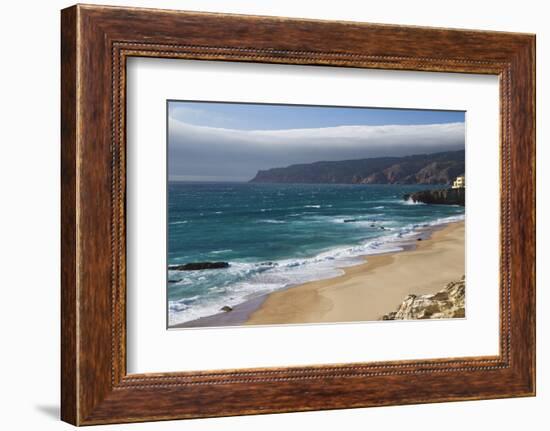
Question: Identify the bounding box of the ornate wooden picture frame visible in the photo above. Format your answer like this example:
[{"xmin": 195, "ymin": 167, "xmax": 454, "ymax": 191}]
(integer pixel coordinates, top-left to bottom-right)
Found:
[{"xmin": 61, "ymin": 4, "xmax": 535, "ymax": 425}]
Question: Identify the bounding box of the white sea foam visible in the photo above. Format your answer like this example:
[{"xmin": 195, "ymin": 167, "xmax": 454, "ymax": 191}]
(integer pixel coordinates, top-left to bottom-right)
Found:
[
  {"xmin": 168, "ymin": 214, "xmax": 464, "ymax": 325},
  {"xmin": 427, "ymin": 214, "xmax": 465, "ymax": 226},
  {"xmin": 402, "ymin": 197, "xmax": 424, "ymax": 205}
]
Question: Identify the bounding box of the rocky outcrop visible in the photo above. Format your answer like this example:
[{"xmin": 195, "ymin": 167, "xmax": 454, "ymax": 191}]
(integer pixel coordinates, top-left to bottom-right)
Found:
[
  {"xmin": 169, "ymin": 262, "xmax": 230, "ymax": 271},
  {"xmin": 168, "ymin": 279, "xmax": 182, "ymax": 284},
  {"xmin": 382, "ymin": 277, "xmax": 465, "ymax": 320},
  {"xmin": 403, "ymin": 187, "xmax": 464, "ymax": 206},
  {"xmin": 249, "ymin": 150, "xmax": 464, "ymax": 185}
]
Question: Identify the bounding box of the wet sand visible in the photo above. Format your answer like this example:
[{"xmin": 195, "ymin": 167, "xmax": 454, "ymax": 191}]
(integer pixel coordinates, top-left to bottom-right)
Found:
[
  {"xmin": 245, "ymin": 221, "xmax": 465, "ymax": 325},
  {"xmin": 172, "ymin": 221, "xmax": 465, "ymax": 329}
]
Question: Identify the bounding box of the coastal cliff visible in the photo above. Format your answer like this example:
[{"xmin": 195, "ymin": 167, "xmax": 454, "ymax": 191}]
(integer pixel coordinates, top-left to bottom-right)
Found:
[
  {"xmin": 249, "ymin": 150, "xmax": 464, "ymax": 185},
  {"xmin": 403, "ymin": 187, "xmax": 465, "ymax": 206},
  {"xmin": 381, "ymin": 276, "xmax": 465, "ymax": 320}
]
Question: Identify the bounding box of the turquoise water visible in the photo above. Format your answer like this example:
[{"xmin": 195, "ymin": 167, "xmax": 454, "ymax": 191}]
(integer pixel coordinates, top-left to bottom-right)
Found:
[{"xmin": 167, "ymin": 182, "xmax": 465, "ymax": 325}]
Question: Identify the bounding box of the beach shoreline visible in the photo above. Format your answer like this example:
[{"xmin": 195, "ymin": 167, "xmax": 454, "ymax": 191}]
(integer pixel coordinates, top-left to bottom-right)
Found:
[
  {"xmin": 171, "ymin": 220, "xmax": 464, "ymax": 329},
  {"xmin": 247, "ymin": 220, "xmax": 464, "ymax": 325}
]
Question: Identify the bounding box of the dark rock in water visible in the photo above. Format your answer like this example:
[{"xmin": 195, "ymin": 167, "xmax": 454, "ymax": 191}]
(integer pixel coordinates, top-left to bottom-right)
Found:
[
  {"xmin": 403, "ymin": 187, "xmax": 464, "ymax": 206},
  {"xmin": 343, "ymin": 219, "xmax": 357, "ymax": 223},
  {"xmin": 220, "ymin": 305, "xmax": 233, "ymax": 312},
  {"xmin": 168, "ymin": 279, "xmax": 182, "ymax": 283},
  {"xmin": 169, "ymin": 261, "xmax": 230, "ymax": 271}
]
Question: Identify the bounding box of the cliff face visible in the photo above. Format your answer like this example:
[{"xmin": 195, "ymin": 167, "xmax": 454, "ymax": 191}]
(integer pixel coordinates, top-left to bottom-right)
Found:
[
  {"xmin": 382, "ymin": 277, "xmax": 465, "ymax": 320},
  {"xmin": 249, "ymin": 150, "xmax": 464, "ymax": 185},
  {"xmin": 404, "ymin": 187, "xmax": 465, "ymax": 206}
]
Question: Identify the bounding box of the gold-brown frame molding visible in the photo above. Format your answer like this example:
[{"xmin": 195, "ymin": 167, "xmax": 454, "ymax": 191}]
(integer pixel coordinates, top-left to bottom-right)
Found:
[{"xmin": 61, "ymin": 4, "xmax": 535, "ymax": 425}]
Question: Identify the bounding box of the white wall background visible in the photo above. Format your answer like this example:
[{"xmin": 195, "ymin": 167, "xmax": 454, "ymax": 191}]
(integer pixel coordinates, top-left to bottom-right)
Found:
[{"xmin": 0, "ymin": 0, "xmax": 546, "ymax": 429}]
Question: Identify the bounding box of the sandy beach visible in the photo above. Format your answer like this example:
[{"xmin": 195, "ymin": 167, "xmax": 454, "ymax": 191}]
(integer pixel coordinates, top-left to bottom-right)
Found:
[{"xmin": 245, "ymin": 221, "xmax": 465, "ymax": 325}]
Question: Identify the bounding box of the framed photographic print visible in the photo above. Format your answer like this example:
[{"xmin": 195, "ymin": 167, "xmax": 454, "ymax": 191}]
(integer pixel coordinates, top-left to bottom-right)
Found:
[{"xmin": 61, "ymin": 4, "xmax": 536, "ymax": 425}]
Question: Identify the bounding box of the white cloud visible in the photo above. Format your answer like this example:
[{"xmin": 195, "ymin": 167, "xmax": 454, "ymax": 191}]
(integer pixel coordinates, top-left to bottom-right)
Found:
[{"xmin": 168, "ymin": 119, "xmax": 465, "ymax": 181}]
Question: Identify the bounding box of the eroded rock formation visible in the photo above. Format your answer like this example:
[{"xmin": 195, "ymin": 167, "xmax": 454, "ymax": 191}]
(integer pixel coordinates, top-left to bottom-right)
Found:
[{"xmin": 382, "ymin": 276, "xmax": 465, "ymax": 320}]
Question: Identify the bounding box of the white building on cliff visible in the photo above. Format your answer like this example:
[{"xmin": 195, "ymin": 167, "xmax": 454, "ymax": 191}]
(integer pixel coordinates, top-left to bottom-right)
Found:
[{"xmin": 452, "ymin": 175, "xmax": 465, "ymax": 189}]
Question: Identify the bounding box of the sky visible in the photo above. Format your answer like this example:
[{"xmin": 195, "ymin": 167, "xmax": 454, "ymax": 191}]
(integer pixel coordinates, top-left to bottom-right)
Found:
[{"xmin": 168, "ymin": 101, "xmax": 465, "ymax": 182}]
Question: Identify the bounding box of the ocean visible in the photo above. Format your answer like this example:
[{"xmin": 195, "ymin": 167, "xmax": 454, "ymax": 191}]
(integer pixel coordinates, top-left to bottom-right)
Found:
[{"xmin": 167, "ymin": 182, "xmax": 465, "ymax": 326}]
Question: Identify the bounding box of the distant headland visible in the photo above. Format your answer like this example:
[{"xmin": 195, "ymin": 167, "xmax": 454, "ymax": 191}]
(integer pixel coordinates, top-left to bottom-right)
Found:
[{"xmin": 249, "ymin": 150, "xmax": 464, "ymax": 185}]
